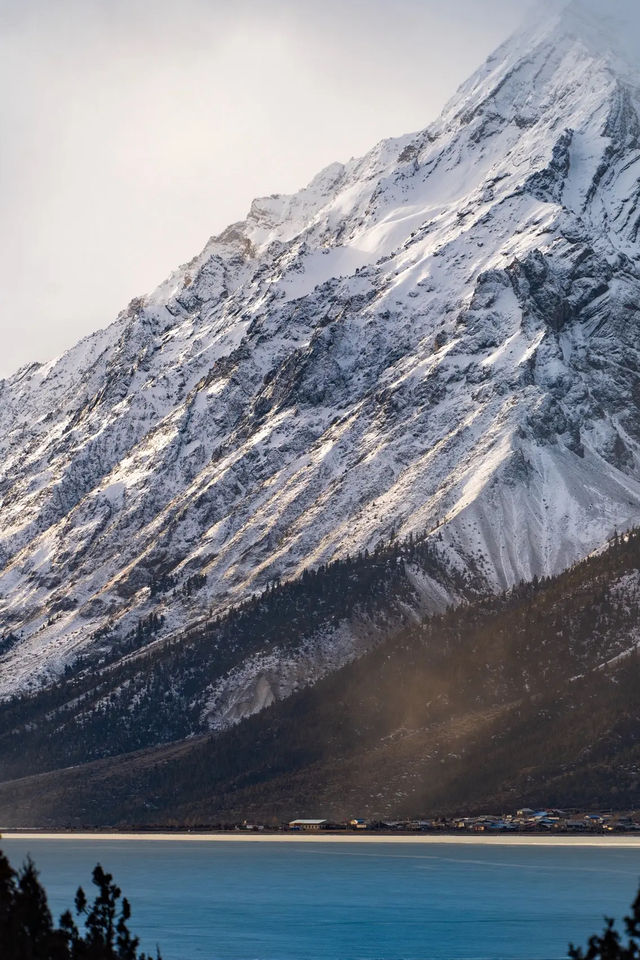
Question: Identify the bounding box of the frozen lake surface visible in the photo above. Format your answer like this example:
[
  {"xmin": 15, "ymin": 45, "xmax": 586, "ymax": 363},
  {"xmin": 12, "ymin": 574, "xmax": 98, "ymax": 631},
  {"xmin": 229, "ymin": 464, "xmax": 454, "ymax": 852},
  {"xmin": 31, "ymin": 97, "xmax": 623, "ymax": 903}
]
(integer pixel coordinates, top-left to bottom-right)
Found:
[{"xmin": 2, "ymin": 837, "xmax": 639, "ymax": 960}]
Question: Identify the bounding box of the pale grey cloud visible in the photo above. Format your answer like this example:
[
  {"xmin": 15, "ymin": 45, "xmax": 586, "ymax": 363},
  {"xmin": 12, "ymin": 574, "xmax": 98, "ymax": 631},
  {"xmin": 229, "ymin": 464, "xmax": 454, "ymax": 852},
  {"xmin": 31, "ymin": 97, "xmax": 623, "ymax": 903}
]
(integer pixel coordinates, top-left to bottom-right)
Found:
[{"xmin": 0, "ymin": 0, "xmax": 530, "ymax": 377}]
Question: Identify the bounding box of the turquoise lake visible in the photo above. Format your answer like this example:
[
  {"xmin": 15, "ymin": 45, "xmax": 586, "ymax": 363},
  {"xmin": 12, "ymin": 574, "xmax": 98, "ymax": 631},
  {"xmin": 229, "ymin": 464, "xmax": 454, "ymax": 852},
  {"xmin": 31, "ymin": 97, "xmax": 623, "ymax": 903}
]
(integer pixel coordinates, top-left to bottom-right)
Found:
[{"xmin": 2, "ymin": 839, "xmax": 639, "ymax": 960}]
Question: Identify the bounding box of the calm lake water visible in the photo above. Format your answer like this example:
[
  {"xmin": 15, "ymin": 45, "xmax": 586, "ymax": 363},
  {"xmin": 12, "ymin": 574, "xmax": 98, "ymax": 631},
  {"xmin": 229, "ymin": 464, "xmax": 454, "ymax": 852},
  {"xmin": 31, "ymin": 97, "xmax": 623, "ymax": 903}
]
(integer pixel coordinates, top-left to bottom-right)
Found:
[{"xmin": 2, "ymin": 838, "xmax": 639, "ymax": 960}]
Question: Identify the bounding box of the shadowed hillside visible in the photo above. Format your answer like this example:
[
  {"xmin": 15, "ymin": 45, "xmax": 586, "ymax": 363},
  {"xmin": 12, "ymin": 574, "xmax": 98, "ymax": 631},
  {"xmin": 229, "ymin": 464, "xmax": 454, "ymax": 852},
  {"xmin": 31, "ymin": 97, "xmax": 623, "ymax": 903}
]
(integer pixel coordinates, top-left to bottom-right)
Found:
[{"xmin": 1, "ymin": 530, "xmax": 639, "ymax": 827}]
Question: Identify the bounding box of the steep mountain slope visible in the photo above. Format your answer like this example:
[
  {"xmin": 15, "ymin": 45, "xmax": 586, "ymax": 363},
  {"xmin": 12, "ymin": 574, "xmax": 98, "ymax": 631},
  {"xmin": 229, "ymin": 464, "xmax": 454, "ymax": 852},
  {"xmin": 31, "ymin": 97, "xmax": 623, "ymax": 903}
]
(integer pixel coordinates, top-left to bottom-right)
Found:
[
  {"xmin": 1, "ymin": 528, "xmax": 639, "ymax": 827},
  {"xmin": 0, "ymin": 537, "xmax": 470, "ymax": 779},
  {"xmin": 3, "ymin": 0, "xmax": 640, "ymax": 701}
]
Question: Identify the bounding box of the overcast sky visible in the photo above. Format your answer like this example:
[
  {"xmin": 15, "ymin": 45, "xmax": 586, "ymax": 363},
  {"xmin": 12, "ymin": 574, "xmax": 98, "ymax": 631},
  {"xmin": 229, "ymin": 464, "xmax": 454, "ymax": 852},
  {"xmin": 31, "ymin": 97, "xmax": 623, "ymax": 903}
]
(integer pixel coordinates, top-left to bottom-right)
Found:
[{"xmin": 0, "ymin": 0, "xmax": 534, "ymax": 377}]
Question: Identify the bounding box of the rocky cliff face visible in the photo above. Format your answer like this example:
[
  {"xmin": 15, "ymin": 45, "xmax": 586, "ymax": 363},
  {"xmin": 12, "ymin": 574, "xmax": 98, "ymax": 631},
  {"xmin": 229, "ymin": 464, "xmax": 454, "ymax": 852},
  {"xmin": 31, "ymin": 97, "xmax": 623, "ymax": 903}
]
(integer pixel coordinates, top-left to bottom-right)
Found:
[{"xmin": 3, "ymin": 0, "xmax": 640, "ymax": 702}]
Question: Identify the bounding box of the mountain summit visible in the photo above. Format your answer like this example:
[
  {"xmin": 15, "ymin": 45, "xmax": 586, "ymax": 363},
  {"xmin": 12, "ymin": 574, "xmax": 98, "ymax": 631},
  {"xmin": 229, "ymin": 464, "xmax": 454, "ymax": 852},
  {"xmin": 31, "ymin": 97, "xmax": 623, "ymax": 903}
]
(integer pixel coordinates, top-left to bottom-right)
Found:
[
  {"xmin": 559, "ymin": 0, "xmax": 640, "ymax": 70},
  {"xmin": 2, "ymin": 2, "xmax": 640, "ymax": 704}
]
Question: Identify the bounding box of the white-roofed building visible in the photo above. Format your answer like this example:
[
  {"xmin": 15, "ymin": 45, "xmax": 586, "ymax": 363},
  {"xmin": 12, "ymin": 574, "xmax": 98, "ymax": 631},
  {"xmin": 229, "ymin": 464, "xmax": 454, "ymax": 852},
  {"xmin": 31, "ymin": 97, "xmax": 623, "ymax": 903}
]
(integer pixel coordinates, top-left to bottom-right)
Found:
[{"xmin": 288, "ymin": 819, "xmax": 328, "ymax": 831}]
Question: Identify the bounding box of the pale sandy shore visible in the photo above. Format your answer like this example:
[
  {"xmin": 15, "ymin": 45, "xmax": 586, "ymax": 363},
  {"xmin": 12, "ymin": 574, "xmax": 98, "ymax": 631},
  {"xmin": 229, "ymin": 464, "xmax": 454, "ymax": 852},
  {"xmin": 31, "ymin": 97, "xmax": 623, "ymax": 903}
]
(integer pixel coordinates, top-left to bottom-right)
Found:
[{"xmin": 2, "ymin": 832, "xmax": 640, "ymax": 847}]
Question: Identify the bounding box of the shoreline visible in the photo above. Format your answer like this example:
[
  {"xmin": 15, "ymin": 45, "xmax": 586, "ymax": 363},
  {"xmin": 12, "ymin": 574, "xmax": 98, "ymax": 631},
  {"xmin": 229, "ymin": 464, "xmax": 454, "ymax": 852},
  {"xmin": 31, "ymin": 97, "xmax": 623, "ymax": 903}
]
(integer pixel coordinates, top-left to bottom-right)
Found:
[{"xmin": 3, "ymin": 831, "xmax": 640, "ymax": 847}]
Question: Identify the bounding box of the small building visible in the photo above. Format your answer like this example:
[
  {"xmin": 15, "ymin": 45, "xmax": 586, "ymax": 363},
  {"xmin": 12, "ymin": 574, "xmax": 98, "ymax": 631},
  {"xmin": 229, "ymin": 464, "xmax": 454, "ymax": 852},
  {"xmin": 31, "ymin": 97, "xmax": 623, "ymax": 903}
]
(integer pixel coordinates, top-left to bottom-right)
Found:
[
  {"xmin": 538, "ymin": 817, "xmax": 560, "ymax": 829},
  {"xmin": 349, "ymin": 818, "xmax": 368, "ymax": 830},
  {"xmin": 288, "ymin": 819, "xmax": 327, "ymax": 832}
]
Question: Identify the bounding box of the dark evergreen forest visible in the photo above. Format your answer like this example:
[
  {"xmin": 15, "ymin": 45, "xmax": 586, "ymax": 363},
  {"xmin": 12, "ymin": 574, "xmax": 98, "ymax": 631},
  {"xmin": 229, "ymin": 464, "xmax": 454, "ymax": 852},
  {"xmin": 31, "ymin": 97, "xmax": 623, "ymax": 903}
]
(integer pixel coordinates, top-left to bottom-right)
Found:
[{"xmin": 0, "ymin": 530, "xmax": 639, "ymax": 825}]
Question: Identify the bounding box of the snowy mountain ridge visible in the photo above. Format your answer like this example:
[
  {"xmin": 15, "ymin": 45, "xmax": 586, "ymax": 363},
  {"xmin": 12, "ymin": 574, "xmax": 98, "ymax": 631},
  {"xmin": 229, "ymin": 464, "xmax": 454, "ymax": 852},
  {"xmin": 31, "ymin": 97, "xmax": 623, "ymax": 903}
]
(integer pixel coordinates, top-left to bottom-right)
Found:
[{"xmin": 3, "ymin": 0, "xmax": 640, "ymax": 705}]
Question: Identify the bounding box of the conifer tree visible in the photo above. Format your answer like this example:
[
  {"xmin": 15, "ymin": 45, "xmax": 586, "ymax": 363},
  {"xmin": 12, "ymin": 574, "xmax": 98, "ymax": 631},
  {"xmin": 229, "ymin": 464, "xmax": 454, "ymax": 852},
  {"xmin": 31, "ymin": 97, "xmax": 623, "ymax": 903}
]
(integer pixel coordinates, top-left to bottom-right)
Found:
[
  {"xmin": 570, "ymin": 886, "xmax": 640, "ymax": 960},
  {"xmin": 0, "ymin": 849, "xmax": 160, "ymax": 960}
]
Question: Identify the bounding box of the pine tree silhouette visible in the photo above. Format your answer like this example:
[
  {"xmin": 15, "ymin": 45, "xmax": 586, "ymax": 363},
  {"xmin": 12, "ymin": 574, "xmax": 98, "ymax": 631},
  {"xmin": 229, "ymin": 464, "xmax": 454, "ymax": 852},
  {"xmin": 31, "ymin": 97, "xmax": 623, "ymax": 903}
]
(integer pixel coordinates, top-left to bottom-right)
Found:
[
  {"xmin": 0, "ymin": 849, "xmax": 160, "ymax": 959},
  {"xmin": 570, "ymin": 887, "xmax": 640, "ymax": 960}
]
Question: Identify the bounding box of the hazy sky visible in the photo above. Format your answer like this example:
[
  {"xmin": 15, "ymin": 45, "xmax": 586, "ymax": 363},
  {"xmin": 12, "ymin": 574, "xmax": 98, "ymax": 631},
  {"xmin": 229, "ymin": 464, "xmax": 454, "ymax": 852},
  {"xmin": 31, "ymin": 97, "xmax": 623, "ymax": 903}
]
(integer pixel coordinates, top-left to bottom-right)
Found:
[{"xmin": 0, "ymin": 0, "xmax": 533, "ymax": 377}]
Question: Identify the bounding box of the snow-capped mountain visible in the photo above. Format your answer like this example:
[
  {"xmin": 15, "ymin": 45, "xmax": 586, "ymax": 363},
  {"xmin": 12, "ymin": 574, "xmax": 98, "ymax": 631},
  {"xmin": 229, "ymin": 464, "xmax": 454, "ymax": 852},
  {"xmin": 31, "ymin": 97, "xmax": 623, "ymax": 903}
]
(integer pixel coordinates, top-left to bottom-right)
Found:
[{"xmin": 3, "ymin": 0, "xmax": 640, "ymax": 699}]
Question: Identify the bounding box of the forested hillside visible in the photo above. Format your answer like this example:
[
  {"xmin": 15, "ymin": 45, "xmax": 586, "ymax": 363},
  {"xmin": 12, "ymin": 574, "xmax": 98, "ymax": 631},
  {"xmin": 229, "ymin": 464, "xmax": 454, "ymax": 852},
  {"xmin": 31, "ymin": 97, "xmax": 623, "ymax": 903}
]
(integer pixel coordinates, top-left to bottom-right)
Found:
[
  {"xmin": 1, "ymin": 530, "xmax": 639, "ymax": 827},
  {"xmin": 0, "ymin": 535, "xmax": 467, "ymax": 782}
]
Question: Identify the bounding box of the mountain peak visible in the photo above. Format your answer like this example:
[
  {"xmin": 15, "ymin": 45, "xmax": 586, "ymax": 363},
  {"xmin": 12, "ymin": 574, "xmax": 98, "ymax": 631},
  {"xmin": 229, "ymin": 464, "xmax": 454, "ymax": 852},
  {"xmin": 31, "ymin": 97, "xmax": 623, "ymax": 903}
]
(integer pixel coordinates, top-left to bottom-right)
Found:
[
  {"xmin": 544, "ymin": 0, "xmax": 640, "ymax": 78},
  {"xmin": 437, "ymin": 0, "xmax": 640, "ymax": 144},
  {"xmin": 562, "ymin": 0, "xmax": 638, "ymax": 28}
]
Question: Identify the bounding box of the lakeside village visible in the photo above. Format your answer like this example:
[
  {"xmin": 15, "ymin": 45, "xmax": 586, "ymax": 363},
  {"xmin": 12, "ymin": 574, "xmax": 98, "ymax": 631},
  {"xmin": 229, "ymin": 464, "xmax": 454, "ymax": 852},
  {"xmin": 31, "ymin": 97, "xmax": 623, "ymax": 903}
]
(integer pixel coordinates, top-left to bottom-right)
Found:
[
  {"xmin": 7, "ymin": 809, "xmax": 640, "ymax": 836},
  {"xmin": 103, "ymin": 808, "xmax": 640, "ymax": 835},
  {"xmin": 248, "ymin": 809, "xmax": 640, "ymax": 834}
]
